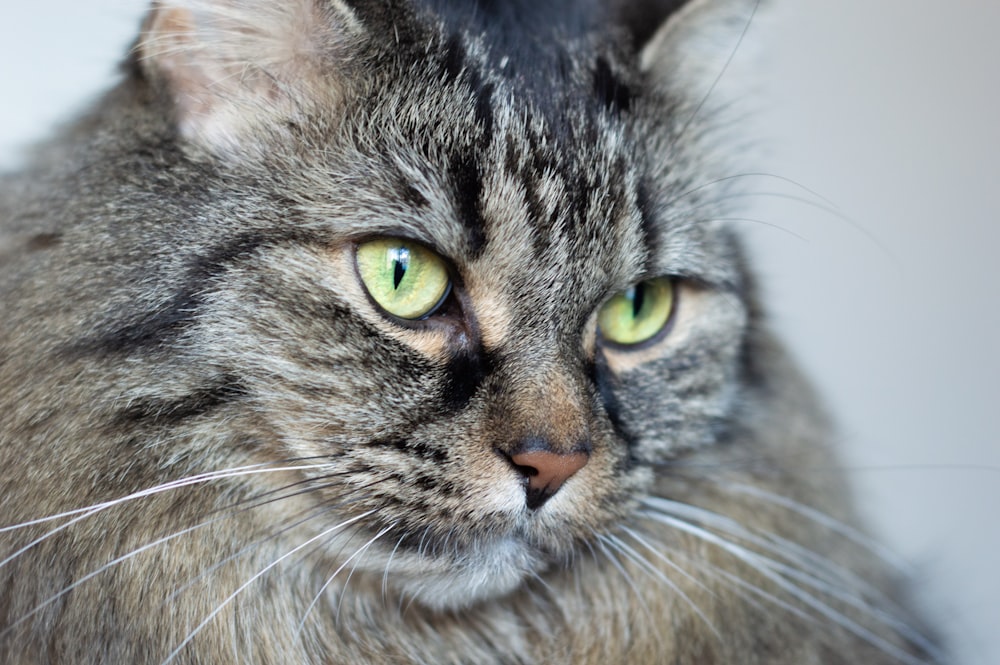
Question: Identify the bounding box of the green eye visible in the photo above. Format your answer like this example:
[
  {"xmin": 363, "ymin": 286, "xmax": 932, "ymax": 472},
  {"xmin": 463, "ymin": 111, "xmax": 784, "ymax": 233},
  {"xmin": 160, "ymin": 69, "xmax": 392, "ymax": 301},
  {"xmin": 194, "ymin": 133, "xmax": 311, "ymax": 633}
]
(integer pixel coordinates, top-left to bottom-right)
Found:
[
  {"xmin": 356, "ymin": 238, "xmax": 451, "ymax": 320},
  {"xmin": 597, "ymin": 277, "xmax": 676, "ymax": 346}
]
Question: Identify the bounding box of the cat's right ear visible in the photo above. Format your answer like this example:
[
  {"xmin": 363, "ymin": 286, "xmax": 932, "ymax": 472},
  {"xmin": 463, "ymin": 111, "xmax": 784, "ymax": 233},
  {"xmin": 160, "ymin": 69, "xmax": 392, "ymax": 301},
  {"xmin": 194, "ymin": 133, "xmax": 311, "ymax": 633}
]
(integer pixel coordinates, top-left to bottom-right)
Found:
[{"xmin": 137, "ymin": 0, "xmax": 364, "ymax": 157}]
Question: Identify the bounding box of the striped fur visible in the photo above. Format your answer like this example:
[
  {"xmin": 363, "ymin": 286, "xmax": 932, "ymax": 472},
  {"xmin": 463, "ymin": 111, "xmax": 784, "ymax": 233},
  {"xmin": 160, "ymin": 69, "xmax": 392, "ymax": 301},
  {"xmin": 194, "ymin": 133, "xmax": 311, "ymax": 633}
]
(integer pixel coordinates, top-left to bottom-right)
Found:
[{"xmin": 0, "ymin": 1, "xmax": 942, "ymax": 663}]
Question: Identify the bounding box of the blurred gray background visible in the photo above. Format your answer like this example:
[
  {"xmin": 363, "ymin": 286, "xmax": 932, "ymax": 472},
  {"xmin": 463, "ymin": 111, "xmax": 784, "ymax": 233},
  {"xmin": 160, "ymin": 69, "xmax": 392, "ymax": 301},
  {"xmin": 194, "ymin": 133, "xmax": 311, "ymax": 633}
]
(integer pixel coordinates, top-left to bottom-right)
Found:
[{"xmin": 0, "ymin": 1, "xmax": 996, "ymax": 663}]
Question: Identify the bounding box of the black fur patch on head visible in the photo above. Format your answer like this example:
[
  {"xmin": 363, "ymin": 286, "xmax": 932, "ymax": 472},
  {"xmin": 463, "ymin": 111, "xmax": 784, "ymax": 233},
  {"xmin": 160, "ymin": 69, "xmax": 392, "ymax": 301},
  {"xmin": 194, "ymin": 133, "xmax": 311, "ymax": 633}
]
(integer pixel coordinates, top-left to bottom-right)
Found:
[
  {"xmin": 440, "ymin": 34, "xmax": 496, "ymax": 142},
  {"xmin": 417, "ymin": 0, "xmax": 605, "ymax": 119},
  {"xmin": 419, "ymin": 0, "xmax": 604, "ymax": 56},
  {"xmin": 441, "ymin": 32, "xmax": 466, "ymax": 82},
  {"xmin": 472, "ymin": 80, "xmax": 496, "ymax": 139},
  {"xmin": 593, "ymin": 56, "xmax": 632, "ymax": 114}
]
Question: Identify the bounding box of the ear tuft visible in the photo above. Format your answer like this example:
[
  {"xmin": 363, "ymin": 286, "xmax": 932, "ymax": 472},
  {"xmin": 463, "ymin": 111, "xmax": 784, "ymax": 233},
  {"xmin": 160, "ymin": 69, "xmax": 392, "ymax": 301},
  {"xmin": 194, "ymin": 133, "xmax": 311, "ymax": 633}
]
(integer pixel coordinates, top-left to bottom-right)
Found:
[{"xmin": 138, "ymin": 0, "xmax": 363, "ymax": 155}]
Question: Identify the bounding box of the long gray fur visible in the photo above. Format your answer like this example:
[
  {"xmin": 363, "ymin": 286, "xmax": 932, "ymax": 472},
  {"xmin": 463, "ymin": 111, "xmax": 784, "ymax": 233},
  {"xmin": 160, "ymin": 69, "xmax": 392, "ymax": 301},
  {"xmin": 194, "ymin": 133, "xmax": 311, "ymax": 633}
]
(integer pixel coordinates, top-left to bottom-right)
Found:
[{"xmin": 0, "ymin": 1, "xmax": 942, "ymax": 663}]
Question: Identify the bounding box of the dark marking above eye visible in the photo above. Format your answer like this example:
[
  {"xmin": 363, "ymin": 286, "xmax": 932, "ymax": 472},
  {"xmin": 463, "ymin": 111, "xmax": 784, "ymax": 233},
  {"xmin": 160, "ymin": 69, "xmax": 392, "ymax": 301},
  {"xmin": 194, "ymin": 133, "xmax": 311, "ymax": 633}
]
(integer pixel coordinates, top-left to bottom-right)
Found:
[
  {"xmin": 593, "ymin": 57, "xmax": 632, "ymax": 114},
  {"xmin": 402, "ymin": 183, "xmax": 430, "ymax": 209},
  {"xmin": 449, "ymin": 153, "xmax": 488, "ymax": 257}
]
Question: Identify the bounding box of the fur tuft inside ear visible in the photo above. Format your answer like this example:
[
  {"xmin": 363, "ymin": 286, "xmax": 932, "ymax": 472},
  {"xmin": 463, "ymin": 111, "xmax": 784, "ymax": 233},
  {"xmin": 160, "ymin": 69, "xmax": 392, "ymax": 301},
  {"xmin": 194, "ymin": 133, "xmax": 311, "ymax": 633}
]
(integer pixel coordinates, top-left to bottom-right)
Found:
[{"xmin": 138, "ymin": 0, "xmax": 363, "ymax": 156}]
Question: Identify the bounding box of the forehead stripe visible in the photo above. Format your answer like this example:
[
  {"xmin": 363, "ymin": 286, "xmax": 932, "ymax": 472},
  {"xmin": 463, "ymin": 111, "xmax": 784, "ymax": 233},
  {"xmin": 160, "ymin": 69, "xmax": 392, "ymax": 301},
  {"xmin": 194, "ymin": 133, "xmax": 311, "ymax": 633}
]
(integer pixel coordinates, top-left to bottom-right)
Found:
[{"xmin": 449, "ymin": 152, "xmax": 488, "ymax": 256}]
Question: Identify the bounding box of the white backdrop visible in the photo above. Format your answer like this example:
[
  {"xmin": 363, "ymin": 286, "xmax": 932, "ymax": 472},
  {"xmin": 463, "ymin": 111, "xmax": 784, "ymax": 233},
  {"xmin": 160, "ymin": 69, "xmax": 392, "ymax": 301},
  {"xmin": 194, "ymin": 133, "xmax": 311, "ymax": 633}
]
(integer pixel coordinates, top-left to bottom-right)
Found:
[{"xmin": 1, "ymin": 2, "xmax": 996, "ymax": 663}]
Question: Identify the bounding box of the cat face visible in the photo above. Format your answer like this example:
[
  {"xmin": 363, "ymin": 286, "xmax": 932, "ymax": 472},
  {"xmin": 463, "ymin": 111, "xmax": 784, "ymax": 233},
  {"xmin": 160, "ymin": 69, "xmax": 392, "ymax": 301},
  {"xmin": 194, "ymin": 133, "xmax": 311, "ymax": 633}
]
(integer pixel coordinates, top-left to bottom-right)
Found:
[
  {"xmin": 0, "ymin": 2, "xmax": 944, "ymax": 663},
  {"xmin": 70, "ymin": 0, "xmax": 751, "ymax": 610}
]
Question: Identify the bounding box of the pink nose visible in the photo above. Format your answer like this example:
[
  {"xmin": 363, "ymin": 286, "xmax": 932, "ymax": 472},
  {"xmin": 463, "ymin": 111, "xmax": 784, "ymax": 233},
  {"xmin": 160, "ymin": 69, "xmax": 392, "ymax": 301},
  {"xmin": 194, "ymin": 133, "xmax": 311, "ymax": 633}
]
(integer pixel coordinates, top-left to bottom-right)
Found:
[{"xmin": 508, "ymin": 449, "xmax": 589, "ymax": 510}]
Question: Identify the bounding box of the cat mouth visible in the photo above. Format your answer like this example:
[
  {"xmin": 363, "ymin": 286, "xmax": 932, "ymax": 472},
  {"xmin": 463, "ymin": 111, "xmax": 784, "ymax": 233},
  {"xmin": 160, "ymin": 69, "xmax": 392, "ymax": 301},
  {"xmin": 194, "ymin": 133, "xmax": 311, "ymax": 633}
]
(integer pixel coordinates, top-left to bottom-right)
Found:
[
  {"xmin": 338, "ymin": 511, "xmax": 569, "ymax": 611},
  {"xmin": 389, "ymin": 534, "xmax": 552, "ymax": 610},
  {"xmin": 323, "ymin": 468, "xmax": 612, "ymax": 610}
]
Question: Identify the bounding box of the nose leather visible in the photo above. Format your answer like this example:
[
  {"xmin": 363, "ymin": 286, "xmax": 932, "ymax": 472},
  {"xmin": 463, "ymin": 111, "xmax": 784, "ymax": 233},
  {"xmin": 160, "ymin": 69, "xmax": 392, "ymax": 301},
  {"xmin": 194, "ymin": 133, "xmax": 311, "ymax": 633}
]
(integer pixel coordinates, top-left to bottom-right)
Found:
[
  {"xmin": 510, "ymin": 450, "xmax": 589, "ymax": 494},
  {"xmin": 507, "ymin": 448, "xmax": 589, "ymax": 510}
]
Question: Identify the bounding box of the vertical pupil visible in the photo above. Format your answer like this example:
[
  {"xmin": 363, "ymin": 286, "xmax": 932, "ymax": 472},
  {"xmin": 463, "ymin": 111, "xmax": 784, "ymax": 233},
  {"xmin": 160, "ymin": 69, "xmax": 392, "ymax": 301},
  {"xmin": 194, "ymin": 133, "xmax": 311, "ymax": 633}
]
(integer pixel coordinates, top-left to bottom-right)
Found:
[
  {"xmin": 391, "ymin": 247, "xmax": 410, "ymax": 290},
  {"xmin": 630, "ymin": 283, "xmax": 646, "ymax": 320}
]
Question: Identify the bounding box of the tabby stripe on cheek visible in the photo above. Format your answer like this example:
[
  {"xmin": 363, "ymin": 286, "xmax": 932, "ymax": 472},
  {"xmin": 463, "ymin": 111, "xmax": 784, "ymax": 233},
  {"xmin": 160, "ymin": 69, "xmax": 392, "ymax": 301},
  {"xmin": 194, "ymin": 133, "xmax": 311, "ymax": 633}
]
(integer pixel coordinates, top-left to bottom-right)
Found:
[
  {"xmin": 369, "ymin": 437, "xmax": 449, "ymax": 464},
  {"xmin": 590, "ymin": 354, "xmax": 635, "ymax": 468},
  {"xmin": 442, "ymin": 346, "xmax": 495, "ymax": 411},
  {"xmin": 736, "ymin": 301, "xmax": 768, "ymax": 393},
  {"xmin": 71, "ymin": 229, "xmax": 326, "ymax": 356},
  {"xmin": 114, "ymin": 375, "xmax": 248, "ymax": 428}
]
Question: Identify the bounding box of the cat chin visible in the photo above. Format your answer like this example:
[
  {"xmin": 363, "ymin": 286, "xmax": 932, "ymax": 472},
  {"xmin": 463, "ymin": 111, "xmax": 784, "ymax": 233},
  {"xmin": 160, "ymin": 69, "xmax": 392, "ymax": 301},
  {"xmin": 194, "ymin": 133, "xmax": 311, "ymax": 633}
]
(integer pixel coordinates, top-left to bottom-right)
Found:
[{"xmin": 394, "ymin": 537, "xmax": 546, "ymax": 611}]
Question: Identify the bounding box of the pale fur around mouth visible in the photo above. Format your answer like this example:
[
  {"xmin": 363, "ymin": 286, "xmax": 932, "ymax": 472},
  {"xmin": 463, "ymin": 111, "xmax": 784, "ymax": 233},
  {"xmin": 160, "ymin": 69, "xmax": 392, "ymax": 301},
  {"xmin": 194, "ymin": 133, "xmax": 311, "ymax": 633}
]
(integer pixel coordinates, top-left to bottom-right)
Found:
[{"xmin": 393, "ymin": 536, "xmax": 550, "ymax": 610}]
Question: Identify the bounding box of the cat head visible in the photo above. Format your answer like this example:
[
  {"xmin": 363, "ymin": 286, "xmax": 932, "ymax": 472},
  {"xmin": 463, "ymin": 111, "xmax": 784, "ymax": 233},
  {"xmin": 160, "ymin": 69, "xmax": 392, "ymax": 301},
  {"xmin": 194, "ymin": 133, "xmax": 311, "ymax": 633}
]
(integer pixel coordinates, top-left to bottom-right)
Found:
[{"xmin": 44, "ymin": 0, "xmax": 759, "ymax": 610}]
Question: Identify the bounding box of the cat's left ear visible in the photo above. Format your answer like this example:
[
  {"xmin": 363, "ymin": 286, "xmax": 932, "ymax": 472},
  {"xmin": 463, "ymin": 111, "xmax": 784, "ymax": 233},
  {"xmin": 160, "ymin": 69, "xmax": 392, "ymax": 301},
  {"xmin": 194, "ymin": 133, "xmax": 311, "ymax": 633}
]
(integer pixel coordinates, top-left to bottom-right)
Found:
[
  {"xmin": 620, "ymin": 0, "xmax": 758, "ymax": 90},
  {"xmin": 137, "ymin": 0, "xmax": 364, "ymax": 156}
]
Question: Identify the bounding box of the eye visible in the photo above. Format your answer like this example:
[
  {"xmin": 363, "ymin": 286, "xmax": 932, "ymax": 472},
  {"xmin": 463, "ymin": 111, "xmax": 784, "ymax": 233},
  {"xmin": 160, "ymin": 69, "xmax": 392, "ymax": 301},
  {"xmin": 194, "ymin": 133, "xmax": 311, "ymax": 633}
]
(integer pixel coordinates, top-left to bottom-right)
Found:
[
  {"xmin": 597, "ymin": 277, "xmax": 676, "ymax": 347},
  {"xmin": 355, "ymin": 238, "xmax": 451, "ymax": 320}
]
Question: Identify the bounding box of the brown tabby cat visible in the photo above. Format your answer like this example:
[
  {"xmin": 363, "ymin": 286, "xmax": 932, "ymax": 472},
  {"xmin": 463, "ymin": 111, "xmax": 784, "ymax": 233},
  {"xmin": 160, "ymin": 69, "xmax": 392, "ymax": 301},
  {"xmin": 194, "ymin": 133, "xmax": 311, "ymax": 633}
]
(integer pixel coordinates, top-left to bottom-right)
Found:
[{"xmin": 0, "ymin": 0, "xmax": 943, "ymax": 663}]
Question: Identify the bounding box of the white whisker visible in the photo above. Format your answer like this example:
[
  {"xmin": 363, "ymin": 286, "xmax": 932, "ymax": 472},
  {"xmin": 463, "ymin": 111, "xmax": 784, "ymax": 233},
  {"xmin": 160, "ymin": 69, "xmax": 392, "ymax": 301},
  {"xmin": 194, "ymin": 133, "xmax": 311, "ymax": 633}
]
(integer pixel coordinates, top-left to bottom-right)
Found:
[
  {"xmin": 160, "ymin": 509, "xmax": 376, "ymax": 665},
  {"xmin": 725, "ymin": 484, "xmax": 911, "ymax": 573},
  {"xmin": 1, "ymin": 511, "xmax": 232, "ymax": 640},
  {"xmin": 619, "ymin": 525, "xmax": 716, "ymax": 596},
  {"xmin": 756, "ymin": 552, "xmax": 933, "ymax": 649},
  {"xmin": 0, "ymin": 461, "xmax": 327, "ymax": 533},
  {"xmin": 661, "ymin": 172, "xmax": 841, "ymax": 214},
  {"xmin": 296, "ymin": 523, "xmax": 395, "ymax": 632},
  {"xmin": 605, "ymin": 531, "xmax": 719, "ymax": 638},
  {"xmin": 624, "ymin": 525, "xmax": 816, "ymax": 623},
  {"xmin": 641, "ymin": 496, "xmax": 867, "ymax": 593},
  {"xmin": 527, "ymin": 568, "xmax": 558, "ymax": 600},
  {"xmin": 689, "ymin": 553, "xmax": 819, "ymax": 624},
  {"xmin": 382, "ymin": 531, "xmax": 409, "ymax": 604},
  {"xmin": 398, "ymin": 526, "xmax": 433, "ymax": 618},
  {"xmin": 0, "ymin": 463, "xmax": 329, "ymax": 573},
  {"xmin": 638, "ymin": 508, "xmax": 934, "ymax": 665},
  {"xmin": 669, "ymin": 0, "xmax": 760, "ymax": 152},
  {"xmin": 594, "ymin": 533, "xmax": 652, "ymax": 622},
  {"xmin": 159, "ymin": 502, "xmax": 347, "ymax": 609}
]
